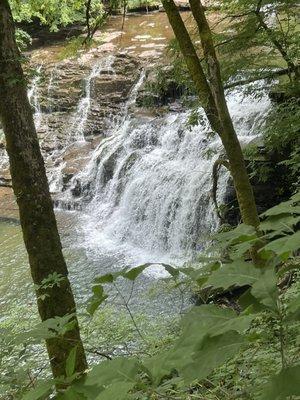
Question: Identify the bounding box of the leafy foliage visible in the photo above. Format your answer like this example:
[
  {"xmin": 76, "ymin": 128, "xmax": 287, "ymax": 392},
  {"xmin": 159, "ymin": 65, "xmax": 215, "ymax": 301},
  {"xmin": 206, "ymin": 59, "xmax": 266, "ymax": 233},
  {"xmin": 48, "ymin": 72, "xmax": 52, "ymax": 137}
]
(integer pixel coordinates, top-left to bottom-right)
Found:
[
  {"xmin": 217, "ymin": 0, "xmax": 300, "ymax": 81},
  {"xmin": 19, "ymin": 192, "xmax": 300, "ymax": 400},
  {"xmin": 10, "ymin": 0, "xmax": 86, "ymax": 31}
]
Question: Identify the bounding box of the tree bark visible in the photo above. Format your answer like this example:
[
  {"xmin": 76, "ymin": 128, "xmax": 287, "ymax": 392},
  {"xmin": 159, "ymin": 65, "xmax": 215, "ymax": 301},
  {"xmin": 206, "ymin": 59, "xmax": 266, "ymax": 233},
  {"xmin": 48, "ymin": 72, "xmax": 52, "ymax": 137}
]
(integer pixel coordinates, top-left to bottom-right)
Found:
[
  {"xmin": 161, "ymin": 0, "xmax": 221, "ymax": 133},
  {"xmin": 162, "ymin": 0, "xmax": 260, "ymax": 230},
  {"xmin": 85, "ymin": 0, "xmax": 92, "ymax": 41},
  {"xmin": 0, "ymin": 0, "xmax": 87, "ymax": 379}
]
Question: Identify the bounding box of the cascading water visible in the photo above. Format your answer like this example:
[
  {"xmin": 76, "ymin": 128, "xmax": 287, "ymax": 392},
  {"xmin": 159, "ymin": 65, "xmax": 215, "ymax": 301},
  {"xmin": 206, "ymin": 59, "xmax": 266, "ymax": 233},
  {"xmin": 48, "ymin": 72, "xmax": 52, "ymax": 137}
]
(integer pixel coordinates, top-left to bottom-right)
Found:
[
  {"xmin": 0, "ymin": 66, "xmax": 44, "ymax": 176},
  {"xmin": 71, "ymin": 56, "xmax": 116, "ymax": 141},
  {"xmin": 0, "ymin": 50, "xmax": 272, "ymax": 272},
  {"xmin": 72, "ymin": 82, "xmax": 271, "ymax": 270},
  {"xmin": 28, "ymin": 65, "xmax": 43, "ymax": 130},
  {"xmin": 0, "ymin": 52, "xmax": 271, "ymax": 271},
  {"xmin": 48, "ymin": 56, "xmax": 116, "ymax": 193}
]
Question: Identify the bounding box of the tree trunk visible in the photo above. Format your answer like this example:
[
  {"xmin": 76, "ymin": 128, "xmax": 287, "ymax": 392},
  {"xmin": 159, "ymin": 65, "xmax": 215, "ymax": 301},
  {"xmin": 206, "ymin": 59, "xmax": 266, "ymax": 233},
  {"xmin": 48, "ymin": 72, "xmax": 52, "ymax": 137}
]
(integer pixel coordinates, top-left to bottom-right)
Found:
[
  {"xmin": 84, "ymin": 0, "xmax": 92, "ymax": 43},
  {"xmin": 162, "ymin": 0, "xmax": 260, "ymax": 230},
  {"xmin": 161, "ymin": 0, "xmax": 221, "ymax": 133},
  {"xmin": 0, "ymin": 0, "xmax": 87, "ymax": 379},
  {"xmin": 189, "ymin": 0, "xmax": 260, "ymax": 229}
]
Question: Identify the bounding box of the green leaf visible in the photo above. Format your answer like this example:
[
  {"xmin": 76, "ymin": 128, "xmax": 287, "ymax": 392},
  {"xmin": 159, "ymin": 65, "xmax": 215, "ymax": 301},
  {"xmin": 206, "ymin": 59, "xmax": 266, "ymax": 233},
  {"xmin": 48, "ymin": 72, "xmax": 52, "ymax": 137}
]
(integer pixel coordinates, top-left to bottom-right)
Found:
[
  {"xmin": 64, "ymin": 359, "xmax": 139, "ymax": 400},
  {"xmin": 145, "ymin": 305, "xmax": 252, "ymax": 385},
  {"xmin": 22, "ymin": 380, "xmax": 53, "ymax": 400},
  {"xmin": 15, "ymin": 314, "xmax": 76, "ymax": 344},
  {"xmin": 164, "ymin": 265, "xmax": 180, "ymax": 278},
  {"xmin": 96, "ymin": 382, "xmax": 134, "ymax": 400},
  {"xmin": 260, "ymin": 214, "xmax": 300, "ymax": 233},
  {"xmin": 57, "ymin": 387, "xmax": 88, "ymax": 400},
  {"xmin": 181, "ymin": 305, "xmax": 253, "ymax": 336},
  {"xmin": 179, "ymin": 262, "xmax": 220, "ymax": 287},
  {"xmin": 262, "ymin": 231, "xmax": 300, "ymax": 257},
  {"xmin": 216, "ymin": 224, "xmax": 257, "ymax": 243},
  {"xmin": 262, "ymin": 203, "xmax": 300, "ymax": 217},
  {"xmin": 87, "ymin": 285, "xmax": 108, "ymax": 315},
  {"xmin": 290, "ymin": 191, "xmax": 300, "ymax": 203},
  {"xmin": 83, "ymin": 357, "xmax": 140, "ymax": 388},
  {"xmin": 94, "ymin": 273, "xmax": 116, "ymax": 284},
  {"xmin": 251, "ymin": 268, "xmax": 279, "ymax": 313},
  {"xmin": 206, "ymin": 260, "xmax": 261, "ymax": 291},
  {"xmin": 260, "ymin": 365, "xmax": 300, "ymax": 400},
  {"xmin": 122, "ymin": 265, "xmax": 148, "ymax": 280},
  {"xmin": 66, "ymin": 346, "xmax": 77, "ymax": 378},
  {"xmin": 238, "ymin": 288, "xmax": 267, "ymax": 314},
  {"xmin": 285, "ymin": 293, "xmax": 300, "ymax": 321},
  {"xmin": 180, "ymin": 331, "xmax": 246, "ymax": 383}
]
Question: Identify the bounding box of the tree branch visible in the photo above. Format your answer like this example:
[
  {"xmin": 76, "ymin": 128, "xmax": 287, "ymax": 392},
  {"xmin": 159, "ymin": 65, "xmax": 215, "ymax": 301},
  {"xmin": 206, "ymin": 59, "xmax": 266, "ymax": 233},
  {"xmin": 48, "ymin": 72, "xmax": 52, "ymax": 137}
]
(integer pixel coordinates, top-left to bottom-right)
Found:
[{"xmin": 224, "ymin": 67, "xmax": 297, "ymax": 89}]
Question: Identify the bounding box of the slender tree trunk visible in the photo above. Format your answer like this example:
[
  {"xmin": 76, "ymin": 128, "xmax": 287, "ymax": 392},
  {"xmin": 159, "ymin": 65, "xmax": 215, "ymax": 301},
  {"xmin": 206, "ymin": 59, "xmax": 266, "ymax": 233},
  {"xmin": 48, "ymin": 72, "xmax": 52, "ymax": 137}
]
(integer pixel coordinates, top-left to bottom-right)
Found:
[
  {"xmin": 162, "ymin": 0, "xmax": 260, "ymax": 229},
  {"xmin": 189, "ymin": 0, "xmax": 260, "ymax": 228},
  {"xmin": 161, "ymin": 0, "xmax": 221, "ymax": 132},
  {"xmin": 0, "ymin": 0, "xmax": 87, "ymax": 379},
  {"xmin": 85, "ymin": 0, "xmax": 92, "ymax": 42}
]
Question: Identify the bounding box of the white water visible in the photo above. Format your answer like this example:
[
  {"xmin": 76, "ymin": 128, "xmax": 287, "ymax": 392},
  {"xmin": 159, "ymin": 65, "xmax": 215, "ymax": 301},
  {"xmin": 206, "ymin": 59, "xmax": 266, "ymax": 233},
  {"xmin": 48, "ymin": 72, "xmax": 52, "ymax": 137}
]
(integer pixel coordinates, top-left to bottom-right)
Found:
[
  {"xmin": 28, "ymin": 65, "xmax": 43, "ymax": 130},
  {"xmin": 71, "ymin": 56, "xmax": 116, "ymax": 141},
  {"xmin": 0, "ymin": 66, "xmax": 44, "ymax": 175},
  {"xmin": 71, "ymin": 81, "xmax": 271, "ymax": 271},
  {"xmin": 46, "ymin": 57, "xmax": 117, "ymax": 193},
  {"xmin": 1, "ymin": 57, "xmax": 271, "ymax": 274}
]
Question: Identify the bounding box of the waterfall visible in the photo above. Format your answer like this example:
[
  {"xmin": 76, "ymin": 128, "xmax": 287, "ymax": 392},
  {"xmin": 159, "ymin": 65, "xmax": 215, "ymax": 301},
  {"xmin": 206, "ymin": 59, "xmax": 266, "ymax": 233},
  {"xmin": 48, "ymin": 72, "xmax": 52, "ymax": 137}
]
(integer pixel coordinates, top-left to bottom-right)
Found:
[
  {"xmin": 71, "ymin": 56, "xmax": 116, "ymax": 141},
  {"xmin": 47, "ymin": 66, "xmax": 59, "ymax": 113},
  {"xmin": 47, "ymin": 56, "xmax": 117, "ymax": 193},
  {"xmin": 72, "ymin": 81, "xmax": 271, "ymax": 268},
  {"xmin": 0, "ymin": 55, "xmax": 271, "ymax": 270},
  {"xmin": 28, "ymin": 65, "xmax": 43, "ymax": 130}
]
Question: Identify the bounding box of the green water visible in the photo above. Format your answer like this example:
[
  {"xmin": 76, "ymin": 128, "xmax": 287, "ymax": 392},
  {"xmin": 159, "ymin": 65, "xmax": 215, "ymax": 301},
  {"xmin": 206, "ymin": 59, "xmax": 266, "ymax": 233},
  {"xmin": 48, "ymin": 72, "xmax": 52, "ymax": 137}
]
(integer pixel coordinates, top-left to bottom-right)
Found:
[
  {"xmin": 0, "ymin": 220, "xmax": 32, "ymax": 316},
  {"xmin": 0, "ymin": 210, "xmax": 185, "ymax": 327}
]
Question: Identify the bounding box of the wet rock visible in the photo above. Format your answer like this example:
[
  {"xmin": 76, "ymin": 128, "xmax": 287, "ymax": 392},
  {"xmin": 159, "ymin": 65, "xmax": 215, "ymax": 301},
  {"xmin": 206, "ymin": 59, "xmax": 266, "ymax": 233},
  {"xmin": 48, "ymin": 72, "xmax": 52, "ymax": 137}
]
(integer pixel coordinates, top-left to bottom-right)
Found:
[
  {"xmin": 101, "ymin": 148, "xmax": 122, "ymax": 185},
  {"xmin": 222, "ymin": 157, "xmax": 294, "ymax": 226},
  {"xmin": 28, "ymin": 52, "xmax": 141, "ymax": 148},
  {"xmin": 136, "ymin": 65, "xmax": 188, "ymax": 107},
  {"xmin": 60, "ymin": 139, "xmax": 102, "ymax": 190},
  {"xmin": 0, "ymin": 51, "xmax": 142, "ymax": 190}
]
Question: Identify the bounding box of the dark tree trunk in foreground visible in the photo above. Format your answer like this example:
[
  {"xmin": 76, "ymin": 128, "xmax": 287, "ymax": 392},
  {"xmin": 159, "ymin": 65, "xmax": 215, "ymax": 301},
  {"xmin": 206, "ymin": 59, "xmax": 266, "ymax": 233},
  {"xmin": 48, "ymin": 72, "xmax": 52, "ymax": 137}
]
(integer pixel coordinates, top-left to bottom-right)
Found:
[
  {"xmin": 0, "ymin": 0, "xmax": 87, "ymax": 378},
  {"xmin": 162, "ymin": 0, "xmax": 260, "ymax": 232}
]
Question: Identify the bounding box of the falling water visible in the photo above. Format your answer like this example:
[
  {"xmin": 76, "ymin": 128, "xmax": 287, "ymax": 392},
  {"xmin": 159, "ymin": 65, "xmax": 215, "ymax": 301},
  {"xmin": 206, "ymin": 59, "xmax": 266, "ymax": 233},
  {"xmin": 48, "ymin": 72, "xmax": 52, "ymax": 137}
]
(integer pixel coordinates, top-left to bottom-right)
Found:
[
  {"xmin": 70, "ymin": 82, "xmax": 271, "ymax": 270},
  {"xmin": 71, "ymin": 56, "xmax": 116, "ymax": 141},
  {"xmin": 0, "ymin": 53, "xmax": 272, "ymax": 270},
  {"xmin": 28, "ymin": 65, "xmax": 43, "ymax": 130},
  {"xmin": 1, "ymin": 55, "xmax": 272, "ymax": 270},
  {"xmin": 46, "ymin": 66, "xmax": 59, "ymax": 113},
  {"xmin": 0, "ymin": 67, "xmax": 44, "ymax": 176}
]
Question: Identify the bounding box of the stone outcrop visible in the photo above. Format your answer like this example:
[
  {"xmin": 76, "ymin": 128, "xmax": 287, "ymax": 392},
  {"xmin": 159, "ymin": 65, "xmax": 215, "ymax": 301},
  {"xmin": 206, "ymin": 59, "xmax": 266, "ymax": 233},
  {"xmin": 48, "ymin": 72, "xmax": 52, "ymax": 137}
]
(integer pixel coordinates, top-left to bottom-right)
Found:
[
  {"xmin": 222, "ymin": 156, "xmax": 294, "ymax": 226},
  {"xmin": 0, "ymin": 50, "xmax": 141, "ymax": 190},
  {"xmin": 136, "ymin": 65, "xmax": 188, "ymax": 108},
  {"xmin": 36, "ymin": 52, "xmax": 140, "ymax": 146}
]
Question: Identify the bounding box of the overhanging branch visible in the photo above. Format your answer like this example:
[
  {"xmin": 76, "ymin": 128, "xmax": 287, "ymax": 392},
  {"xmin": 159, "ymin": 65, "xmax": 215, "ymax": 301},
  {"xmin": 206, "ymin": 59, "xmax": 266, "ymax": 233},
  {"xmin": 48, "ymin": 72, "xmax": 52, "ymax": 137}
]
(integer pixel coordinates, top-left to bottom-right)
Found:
[{"xmin": 224, "ymin": 67, "xmax": 296, "ymax": 89}]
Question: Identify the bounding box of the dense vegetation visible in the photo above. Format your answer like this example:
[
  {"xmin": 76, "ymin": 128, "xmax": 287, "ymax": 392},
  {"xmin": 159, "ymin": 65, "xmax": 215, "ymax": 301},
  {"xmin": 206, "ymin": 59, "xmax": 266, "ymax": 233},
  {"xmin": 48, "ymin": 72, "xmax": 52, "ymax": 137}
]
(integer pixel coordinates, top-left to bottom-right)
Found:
[{"xmin": 0, "ymin": 0, "xmax": 299, "ymax": 399}]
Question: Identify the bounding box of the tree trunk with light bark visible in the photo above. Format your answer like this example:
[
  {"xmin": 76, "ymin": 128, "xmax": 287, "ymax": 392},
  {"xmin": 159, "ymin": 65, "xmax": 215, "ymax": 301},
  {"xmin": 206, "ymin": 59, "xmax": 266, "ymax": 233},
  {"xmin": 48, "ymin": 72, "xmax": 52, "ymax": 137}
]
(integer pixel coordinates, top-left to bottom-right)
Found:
[{"xmin": 162, "ymin": 0, "xmax": 260, "ymax": 232}]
